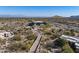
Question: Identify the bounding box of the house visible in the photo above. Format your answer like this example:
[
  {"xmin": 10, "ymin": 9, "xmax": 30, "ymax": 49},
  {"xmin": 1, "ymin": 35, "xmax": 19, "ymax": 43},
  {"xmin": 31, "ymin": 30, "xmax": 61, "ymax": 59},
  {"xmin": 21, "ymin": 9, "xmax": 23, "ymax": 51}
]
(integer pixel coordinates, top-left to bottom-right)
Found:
[
  {"xmin": 0, "ymin": 30, "xmax": 14, "ymax": 39},
  {"xmin": 27, "ymin": 21, "xmax": 47, "ymax": 26},
  {"xmin": 60, "ymin": 35, "xmax": 79, "ymax": 49}
]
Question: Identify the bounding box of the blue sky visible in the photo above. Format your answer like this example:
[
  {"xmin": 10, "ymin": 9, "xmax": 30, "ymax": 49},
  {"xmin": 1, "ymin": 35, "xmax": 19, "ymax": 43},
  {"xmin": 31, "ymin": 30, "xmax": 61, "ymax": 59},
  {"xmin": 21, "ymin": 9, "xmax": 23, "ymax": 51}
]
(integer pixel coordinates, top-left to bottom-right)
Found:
[{"xmin": 0, "ymin": 6, "xmax": 79, "ymax": 17}]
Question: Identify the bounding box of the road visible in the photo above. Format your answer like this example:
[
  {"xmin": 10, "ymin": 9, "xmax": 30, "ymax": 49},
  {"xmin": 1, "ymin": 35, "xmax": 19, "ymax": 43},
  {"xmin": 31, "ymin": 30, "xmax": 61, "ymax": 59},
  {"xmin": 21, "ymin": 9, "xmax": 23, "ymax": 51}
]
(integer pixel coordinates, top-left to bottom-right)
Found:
[{"xmin": 29, "ymin": 28, "xmax": 42, "ymax": 53}]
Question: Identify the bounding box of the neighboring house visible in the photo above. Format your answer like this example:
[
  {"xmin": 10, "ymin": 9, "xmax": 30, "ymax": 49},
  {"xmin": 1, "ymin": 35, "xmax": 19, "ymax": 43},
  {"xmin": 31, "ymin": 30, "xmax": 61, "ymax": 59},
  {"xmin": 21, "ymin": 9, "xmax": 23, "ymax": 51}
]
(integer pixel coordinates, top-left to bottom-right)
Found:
[
  {"xmin": 0, "ymin": 30, "xmax": 14, "ymax": 39},
  {"xmin": 60, "ymin": 35, "xmax": 79, "ymax": 49},
  {"xmin": 27, "ymin": 21, "xmax": 47, "ymax": 26}
]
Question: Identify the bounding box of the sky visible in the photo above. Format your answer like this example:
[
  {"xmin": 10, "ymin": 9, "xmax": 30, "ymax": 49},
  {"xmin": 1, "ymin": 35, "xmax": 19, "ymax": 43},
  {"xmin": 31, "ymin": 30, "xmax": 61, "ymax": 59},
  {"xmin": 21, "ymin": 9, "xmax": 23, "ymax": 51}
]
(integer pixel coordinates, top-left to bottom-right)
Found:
[{"xmin": 0, "ymin": 6, "xmax": 79, "ymax": 17}]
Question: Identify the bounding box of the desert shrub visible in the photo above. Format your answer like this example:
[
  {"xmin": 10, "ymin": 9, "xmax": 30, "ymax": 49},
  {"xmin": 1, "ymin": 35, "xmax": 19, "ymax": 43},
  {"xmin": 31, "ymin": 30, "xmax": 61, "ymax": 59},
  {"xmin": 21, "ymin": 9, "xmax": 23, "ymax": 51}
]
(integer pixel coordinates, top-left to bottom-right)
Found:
[
  {"xmin": 62, "ymin": 43, "xmax": 74, "ymax": 53},
  {"xmin": 13, "ymin": 34, "xmax": 21, "ymax": 41},
  {"xmin": 27, "ymin": 34, "xmax": 36, "ymax": 40},
  {"xmin": 44, "ymin": 30, "xmax": 52, "ymax": 35},
  {"xmin": 0, "ymin": 38, "xmax": 6, "ymax": 44},
  {"xmin": 64, "ymin": 29, "xmax": 75, "ymax": 36}
]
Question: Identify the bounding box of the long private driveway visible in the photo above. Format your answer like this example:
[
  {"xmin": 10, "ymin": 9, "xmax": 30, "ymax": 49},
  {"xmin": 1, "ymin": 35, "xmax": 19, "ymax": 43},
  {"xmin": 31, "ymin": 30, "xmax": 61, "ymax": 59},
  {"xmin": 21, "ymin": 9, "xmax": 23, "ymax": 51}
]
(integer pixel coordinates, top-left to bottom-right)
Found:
[{"xmin": 29, "ymin": 28, "xmax": 42, "ymax": 53}]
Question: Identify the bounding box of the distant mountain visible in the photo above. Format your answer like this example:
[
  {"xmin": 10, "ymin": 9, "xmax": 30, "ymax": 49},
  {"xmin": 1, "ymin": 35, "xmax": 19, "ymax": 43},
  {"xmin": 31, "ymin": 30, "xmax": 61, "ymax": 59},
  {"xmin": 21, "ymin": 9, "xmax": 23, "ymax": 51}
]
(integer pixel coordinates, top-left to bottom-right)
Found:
[
  {"xmin": 0, "ymin": 14, "xmax": 75, "ymax": 18},
  {"xmin": 0, "ymin": 15, "xmax": 27, "ymax": 18},
  {"xmin": 70, "ymin": 15, "xmax": 79, "ymax": 19},
  {"xmin": 51, "ymin": 15, "xmax": 79, "ymax": 19},
  {"xmin": 0, "ymin": 15, "xmax": 50, "ymax": 18},
  {"xmin": 52, "ymin": 15, "xmax": 64, "ymax": 18}
]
